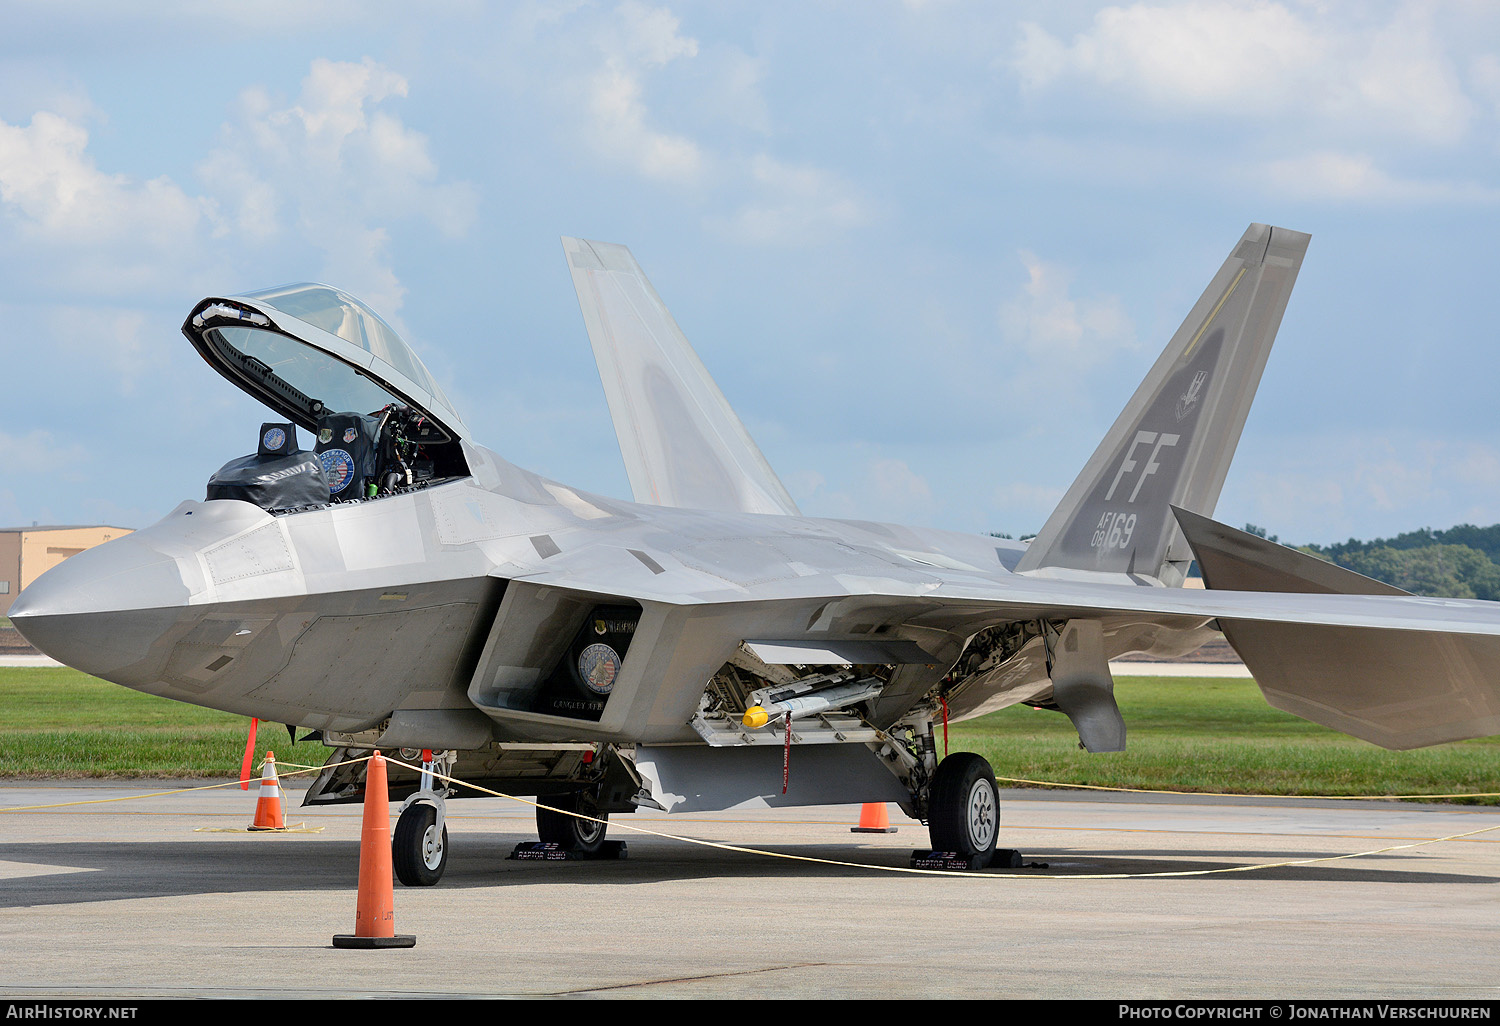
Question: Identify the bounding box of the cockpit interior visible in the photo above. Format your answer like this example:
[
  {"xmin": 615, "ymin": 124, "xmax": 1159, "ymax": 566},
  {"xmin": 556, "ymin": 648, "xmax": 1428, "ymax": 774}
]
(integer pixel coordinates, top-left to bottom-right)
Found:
[{"xmin": 183, "ymin": 284, "xmax": 471, "ymax": 514}]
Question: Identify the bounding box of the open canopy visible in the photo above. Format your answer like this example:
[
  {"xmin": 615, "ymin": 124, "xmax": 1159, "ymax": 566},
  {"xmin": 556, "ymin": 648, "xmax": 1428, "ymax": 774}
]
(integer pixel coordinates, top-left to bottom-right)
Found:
[{"xmin": 182, "ymin": 283, "xmax": 468, "ymax": 443}]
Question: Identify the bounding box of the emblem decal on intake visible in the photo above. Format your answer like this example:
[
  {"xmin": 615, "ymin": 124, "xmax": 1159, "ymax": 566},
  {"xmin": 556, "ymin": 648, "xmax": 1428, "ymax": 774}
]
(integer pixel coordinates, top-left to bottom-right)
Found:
[{"xmin": 577, "ymin": 643, "xmax": 621, "ymax": 695}]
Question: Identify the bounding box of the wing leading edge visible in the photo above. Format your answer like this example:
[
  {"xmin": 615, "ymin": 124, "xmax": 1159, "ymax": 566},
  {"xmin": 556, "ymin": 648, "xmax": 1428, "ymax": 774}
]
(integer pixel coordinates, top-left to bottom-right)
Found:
[{"xmin": 563, "ymin": 237, "xmax": 800, "ymax": 516}]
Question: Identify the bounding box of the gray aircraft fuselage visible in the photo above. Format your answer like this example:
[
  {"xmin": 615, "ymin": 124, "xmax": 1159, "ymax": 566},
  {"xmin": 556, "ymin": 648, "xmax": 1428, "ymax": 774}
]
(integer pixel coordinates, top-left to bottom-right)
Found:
[
  {"xmin": 17, "ymin": 224, "xmax": 1500, "ymax": 791},
  {"xmin": 12, "ymin": 437, "xmax": 1206, "ymax": 751}
]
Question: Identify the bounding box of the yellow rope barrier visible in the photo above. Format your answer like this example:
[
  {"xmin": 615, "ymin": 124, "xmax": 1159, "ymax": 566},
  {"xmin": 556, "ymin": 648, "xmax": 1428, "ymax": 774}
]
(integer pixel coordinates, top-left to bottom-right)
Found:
[
  {"xmin": 994, "ymin": 775, "xmax": 1500, "ymax": 801},
  {"xmin": 379, "ymin": 757, "xmax": 1500, "ymax": 881},
  {"xmin": 5, "ymin": 754, "xmax": 1499, "ymax": 879}
]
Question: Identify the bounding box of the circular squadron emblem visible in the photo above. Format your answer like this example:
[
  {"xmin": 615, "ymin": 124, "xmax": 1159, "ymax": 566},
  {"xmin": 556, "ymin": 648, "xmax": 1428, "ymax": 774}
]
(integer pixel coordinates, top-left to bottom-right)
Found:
[
  {"xmin": 261, "ymin": 427, "xmax": 286, "ymax": 451},
  {"xmin": 318, "ymin": 448, "xmax": 355, "ymax": 493},
  {"xmin": 577, "ymin": 643, "xmax": 621, "ymax": 695}
]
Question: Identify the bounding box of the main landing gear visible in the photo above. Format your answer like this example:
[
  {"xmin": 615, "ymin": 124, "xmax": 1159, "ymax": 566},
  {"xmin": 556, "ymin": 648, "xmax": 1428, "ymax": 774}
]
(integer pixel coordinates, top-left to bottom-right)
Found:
[
  {"xmin": 535, "ymin": 787, "xmax": 610, "ymax": 855},
  {"xmin": 926, "ymin": 752, "xmax": 1000, "ymax": 866}
]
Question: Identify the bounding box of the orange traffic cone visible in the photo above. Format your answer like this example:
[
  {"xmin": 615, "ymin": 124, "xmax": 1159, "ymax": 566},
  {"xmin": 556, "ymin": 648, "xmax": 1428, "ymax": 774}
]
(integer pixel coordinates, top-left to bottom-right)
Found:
[
  {"xmin": 333, "ymin": 752, "xmax": 415, "ymax": 949},
  {"xmin": 248, "ymin": 751, "xmax": 285, "ymax": 831},
  {"xmin": 851, "ymin": 802, "xmax": 898, "ymax": 833}
]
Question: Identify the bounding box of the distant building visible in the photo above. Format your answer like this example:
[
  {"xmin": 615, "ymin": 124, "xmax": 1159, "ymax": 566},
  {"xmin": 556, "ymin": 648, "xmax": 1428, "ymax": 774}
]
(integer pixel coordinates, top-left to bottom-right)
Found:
[{"xmin": 0, "ymin": 526, "xmax": 134, "ymax": 617}]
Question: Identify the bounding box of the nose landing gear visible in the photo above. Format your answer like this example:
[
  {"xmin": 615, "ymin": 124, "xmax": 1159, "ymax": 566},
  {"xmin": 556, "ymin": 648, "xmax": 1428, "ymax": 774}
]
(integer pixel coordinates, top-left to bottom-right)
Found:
[{"xmin": 393, "ymin": 802, "xmax": 448, "ymax": 886}]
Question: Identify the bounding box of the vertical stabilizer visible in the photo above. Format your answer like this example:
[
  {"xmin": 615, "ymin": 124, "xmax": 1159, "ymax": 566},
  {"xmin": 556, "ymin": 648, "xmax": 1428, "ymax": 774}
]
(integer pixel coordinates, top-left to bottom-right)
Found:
[
  {"xmin": 563, "ymin": 237, "xmax": 800, "ymax": 516},
  {"xmin": 1015, "ymin": 224, "xmax": 1310, "ymax": 584}
]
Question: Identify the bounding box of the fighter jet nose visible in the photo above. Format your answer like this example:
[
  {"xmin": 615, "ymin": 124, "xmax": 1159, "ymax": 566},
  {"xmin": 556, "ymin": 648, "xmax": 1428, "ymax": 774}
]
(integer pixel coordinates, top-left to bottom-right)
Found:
[{"xmin": 9, "ymin": 536, "xmax": 191, "ymax": 679}]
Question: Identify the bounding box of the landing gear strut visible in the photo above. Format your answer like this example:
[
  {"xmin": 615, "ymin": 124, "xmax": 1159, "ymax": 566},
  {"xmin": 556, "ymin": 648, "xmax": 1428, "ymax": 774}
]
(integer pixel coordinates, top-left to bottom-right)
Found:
[
  {"xmin": 927, "ymin": 752, "xmax": 1000, "ymax": 866},
  {"xmin": 536, "ymin": 787, "xmax": 609, "ymax": 855}
]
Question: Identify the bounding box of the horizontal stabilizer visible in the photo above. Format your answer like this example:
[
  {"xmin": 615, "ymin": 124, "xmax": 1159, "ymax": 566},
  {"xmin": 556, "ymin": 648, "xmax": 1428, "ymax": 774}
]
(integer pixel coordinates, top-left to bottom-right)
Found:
[
  {"xmin": 1170, "ymin": 508, "xmax": 1496, "ymax": 749},
  {"xmin": 1217, "ymin": 619, "xmax": 1500, "ymax": 749},
  {"xmin": 563, "ymin": 237, "xmax": 800, "ymax": 516},
  {"xmin": 1172, "ymin": 506, "xmax": 1406, "ymax": 596}
]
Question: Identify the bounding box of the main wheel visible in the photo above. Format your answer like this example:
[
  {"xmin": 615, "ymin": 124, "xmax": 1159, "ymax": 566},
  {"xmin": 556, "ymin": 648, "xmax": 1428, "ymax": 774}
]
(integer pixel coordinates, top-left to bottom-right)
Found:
[
  {"xmin": 928, "ymin": 752, "xmax": 1000, "ymax": 865},
  {"xmin": 392, "ymin": 803, "xmax": 448, "ymax": 886},
  {"xmin": 535, "ymin": 789, "xmax": 609, "ymax": 854}
]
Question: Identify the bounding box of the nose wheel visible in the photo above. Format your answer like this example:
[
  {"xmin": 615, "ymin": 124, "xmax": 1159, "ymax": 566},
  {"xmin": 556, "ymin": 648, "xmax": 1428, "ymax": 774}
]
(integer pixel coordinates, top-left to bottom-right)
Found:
[
  {"xmin": 393, "ymin": 803, "xmax": 448, "ymax": 886},
  {"xmin": 927, "ymin": 752, "xmax": 1000, "ymax": 866}
]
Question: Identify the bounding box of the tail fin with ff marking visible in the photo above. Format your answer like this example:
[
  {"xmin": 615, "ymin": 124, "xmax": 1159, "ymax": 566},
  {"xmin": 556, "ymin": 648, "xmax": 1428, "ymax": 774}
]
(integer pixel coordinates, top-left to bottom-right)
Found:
[{"xmin": 1015, "ymin": 224, "xmax": 1310, "ymax": 585}]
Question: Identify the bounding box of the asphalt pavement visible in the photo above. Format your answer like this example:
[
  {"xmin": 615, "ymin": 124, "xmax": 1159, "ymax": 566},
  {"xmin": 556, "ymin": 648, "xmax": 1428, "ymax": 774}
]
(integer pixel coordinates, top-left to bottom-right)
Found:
[{"xmin": 1, "ymin": 780, "xmax": 1497, "ymax": 999}]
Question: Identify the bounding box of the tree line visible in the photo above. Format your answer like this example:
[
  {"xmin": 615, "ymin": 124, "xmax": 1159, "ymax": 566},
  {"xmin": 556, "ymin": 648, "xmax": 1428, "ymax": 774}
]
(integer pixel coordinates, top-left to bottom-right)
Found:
[{"xmin": 1295, "ymin": 524, "xmax": 1500, "ymax": 600}]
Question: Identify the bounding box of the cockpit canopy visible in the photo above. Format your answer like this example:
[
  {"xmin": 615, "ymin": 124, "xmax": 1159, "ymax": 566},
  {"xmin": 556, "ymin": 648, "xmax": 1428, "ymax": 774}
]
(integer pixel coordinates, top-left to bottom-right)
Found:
[
  {"xmin": 183, "ymin": 284, "xmax": 471, "ymax": 511},
  {"xmin": 184, "ymin": 283, "xmax": 468, "ymax": 443}
]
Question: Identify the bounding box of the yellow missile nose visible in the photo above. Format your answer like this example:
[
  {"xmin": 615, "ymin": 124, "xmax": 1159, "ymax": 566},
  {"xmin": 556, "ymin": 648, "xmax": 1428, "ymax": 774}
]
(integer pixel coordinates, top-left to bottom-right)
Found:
[{"xmin": 742, "ymin": 706, "xmax": 770, "ymax": 729}]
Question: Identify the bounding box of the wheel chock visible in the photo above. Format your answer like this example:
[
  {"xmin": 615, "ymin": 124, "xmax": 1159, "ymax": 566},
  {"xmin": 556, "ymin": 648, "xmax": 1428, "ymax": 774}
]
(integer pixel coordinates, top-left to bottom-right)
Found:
[
  {"xmin": 909, "ymin": 848, "xmax": 1024, "ymax": 871},
  {"xmin": 333, "ymin": 752, "xmax": 416, "ymax": 949},
  {"xmin": 508, "ymin": 841, "xmax": 628, "ymax": 861},
  {"xmin": 910, "ymin": 849, "xmax": 987, "ymax": 871}
]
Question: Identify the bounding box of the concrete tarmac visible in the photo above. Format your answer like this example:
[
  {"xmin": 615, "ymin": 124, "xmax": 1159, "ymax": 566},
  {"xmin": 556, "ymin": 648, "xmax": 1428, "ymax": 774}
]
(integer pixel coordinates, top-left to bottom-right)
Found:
[{"xmin": 1, "ymin": 780, "xmax": 1499, "ymax": 1000}]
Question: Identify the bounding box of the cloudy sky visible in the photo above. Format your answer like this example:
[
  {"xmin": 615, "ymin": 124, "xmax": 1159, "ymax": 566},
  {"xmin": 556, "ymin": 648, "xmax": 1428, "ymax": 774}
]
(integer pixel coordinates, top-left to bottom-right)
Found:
[{"xmin": 2, "ymin": 0, "xmax": 1498, "ymax": 546}]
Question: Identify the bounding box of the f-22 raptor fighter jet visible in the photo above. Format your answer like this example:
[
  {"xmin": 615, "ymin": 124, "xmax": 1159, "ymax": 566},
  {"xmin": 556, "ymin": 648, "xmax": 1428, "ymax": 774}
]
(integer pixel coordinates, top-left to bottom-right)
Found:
[{"xmin": 14, "ymin": 224, "xmax": 1500, "ymax": 884}]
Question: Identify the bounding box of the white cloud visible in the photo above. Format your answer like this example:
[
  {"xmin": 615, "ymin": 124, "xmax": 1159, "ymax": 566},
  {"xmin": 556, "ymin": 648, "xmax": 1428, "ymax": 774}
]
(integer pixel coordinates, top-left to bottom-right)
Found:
[
  {"xmin": 0, "ymin": 113, "xmax": 209, "ymax": 243},
  {"xmin": 716, "ymin": 155, "xmax": 866, "ymax": 244},
  {"xmin": 0, "ymin": 57, "xmax": 472, "ymax": 311},
  {"xmin": 614, "ymin": 0, "xmax": 698, "ymax": 67},
  {"xmin": 587, "ymin": 65, "xmax": 703, "ymax": 183},
  {"xmin": 866, "ymin": 457, "xmax": 940, "ymax": 525},
  {"xmin": 1343, "ymin": 9, "xmax": 1474, "ymax": 145},
  {"xmin": 1470, "ymin": 53, "xmax": 1500, "ymax": 117},
  {"xmin": 1259, "ymin": 150, "xmax": 1499, "ymax": 202},
  {"xmin": 564, "ymin": 4, "xmax": 862, "ymax": 244},
  {"xmin": 702, "ymin": 50, "xmax": 771, "ymax": 135},
  {"xmin": 198, "ymin": 57, "xmax": 477, "ymax": 315},
  {"xmin": 999, "ymin": 250, "xmax": 1134, "ymax": 367},
  {"xmin": 0, "ymin": 54, "xmax": 471, "ymax": 392},
  {"xmin": 583, "ymin": 2, "xmax": 704, "ymax": 183},
  {"xmin": 1014, "ymin": 2, "xmax": 1475, "ymax": 144},
  {"xmin": 1016, "ymin": 2, "xmax": 1323, "ymax": 107},
  {"xmin": 0, "ymin": 111, "xmax": 215, "ymax": 292}
]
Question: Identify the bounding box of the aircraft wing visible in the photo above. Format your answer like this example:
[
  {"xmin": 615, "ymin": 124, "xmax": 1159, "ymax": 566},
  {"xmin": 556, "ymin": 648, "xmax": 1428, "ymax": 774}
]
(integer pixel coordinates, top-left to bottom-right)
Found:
[
  {"xmin": 505, "ymin": 507, "xmax": 1500, "ymax": 752},
  {"xmin": 562, "ymin": 237, "xmax": 800, "ymax": 516}
]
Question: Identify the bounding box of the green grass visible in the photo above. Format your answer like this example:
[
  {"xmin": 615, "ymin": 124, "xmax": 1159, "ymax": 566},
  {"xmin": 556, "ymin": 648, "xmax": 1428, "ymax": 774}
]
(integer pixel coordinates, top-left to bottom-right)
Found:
[
  {"xmin": 3, "ymin": 668, "xmax": 1499, "ymax": 801},
  {"xmin": 0, "ymin": 666, "xmax": 329, "ymax": 778},
  {"xmin": 950, "ymin": 678, "xmax": 1500, "ymax": 803}
]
